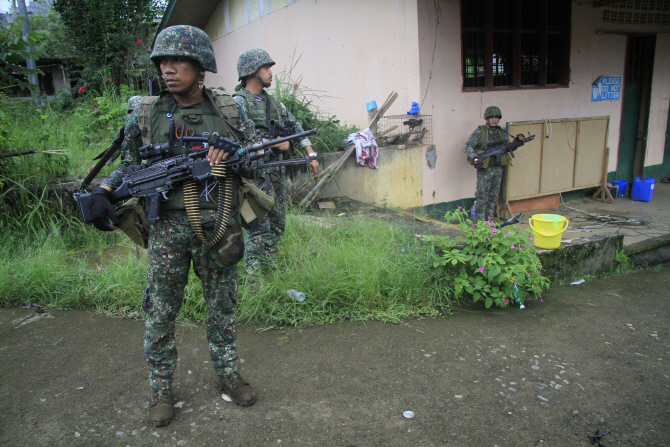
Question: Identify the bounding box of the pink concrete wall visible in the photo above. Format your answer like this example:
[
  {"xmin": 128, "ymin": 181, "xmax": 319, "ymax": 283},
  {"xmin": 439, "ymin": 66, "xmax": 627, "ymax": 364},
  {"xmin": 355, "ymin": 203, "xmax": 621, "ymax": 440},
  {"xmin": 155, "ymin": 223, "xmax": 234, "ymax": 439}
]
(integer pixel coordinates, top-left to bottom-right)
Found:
[{"xmin": 206, "ymin": 0, "xmax": 422, "ymax": 129}]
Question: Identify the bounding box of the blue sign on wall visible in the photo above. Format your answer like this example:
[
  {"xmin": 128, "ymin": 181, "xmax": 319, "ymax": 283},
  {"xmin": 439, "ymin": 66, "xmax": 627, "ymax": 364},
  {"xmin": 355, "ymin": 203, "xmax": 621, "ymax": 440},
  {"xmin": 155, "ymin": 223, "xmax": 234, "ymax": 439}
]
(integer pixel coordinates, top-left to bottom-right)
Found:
[{"xmin": 592, "ymin": 76, "xmax": 622, "ymax": 101}]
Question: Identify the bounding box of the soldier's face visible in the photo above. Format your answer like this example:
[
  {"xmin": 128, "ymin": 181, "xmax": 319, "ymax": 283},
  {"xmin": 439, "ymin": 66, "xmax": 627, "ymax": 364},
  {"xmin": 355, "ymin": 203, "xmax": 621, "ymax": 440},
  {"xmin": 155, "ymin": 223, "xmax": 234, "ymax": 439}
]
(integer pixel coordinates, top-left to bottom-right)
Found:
[
  {"xmin": 160, "ymin": 57, "xmax": 200, "ymax": 95},
  {"xmin": 256, "ymin": 65, "xmax": 273, "ymax": 85},
  {"xmin": 486, "ymin": 116, "xmax": 500, "ymax": 128}
]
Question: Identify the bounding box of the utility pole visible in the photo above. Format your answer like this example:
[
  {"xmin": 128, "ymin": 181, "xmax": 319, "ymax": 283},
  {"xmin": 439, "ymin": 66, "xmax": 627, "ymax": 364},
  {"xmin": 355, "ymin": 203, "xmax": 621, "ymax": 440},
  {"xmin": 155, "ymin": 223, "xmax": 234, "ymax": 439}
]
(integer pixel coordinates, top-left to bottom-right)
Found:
[{"xmin": 16, "ymin": 0, "xmax": 41, "ymax": 104}]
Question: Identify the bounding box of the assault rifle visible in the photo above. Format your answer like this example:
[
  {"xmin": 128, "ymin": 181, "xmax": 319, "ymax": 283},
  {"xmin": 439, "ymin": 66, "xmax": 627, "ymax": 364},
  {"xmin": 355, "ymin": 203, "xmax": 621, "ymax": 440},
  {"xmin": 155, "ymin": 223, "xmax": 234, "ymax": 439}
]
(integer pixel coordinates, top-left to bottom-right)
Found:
[
  {"xmin": 74, "ymin": 129, "xmax": 317, "ymax": 223},
  {"xmin": 474, "ymin": 133, "xmax": 536, "ymax": 167},
  {"xmin": 268, "ymin": 119, "xmax": 295, "ymax": 160}
]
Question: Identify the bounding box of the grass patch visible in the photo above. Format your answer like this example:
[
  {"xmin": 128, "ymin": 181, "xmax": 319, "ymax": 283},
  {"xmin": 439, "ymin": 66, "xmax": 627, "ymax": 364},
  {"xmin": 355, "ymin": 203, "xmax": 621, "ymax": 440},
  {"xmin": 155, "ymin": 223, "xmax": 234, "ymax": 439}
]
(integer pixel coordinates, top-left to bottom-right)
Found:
[{"xmin": 0, "ymin": 211, "xmax": 453, "ymax": 326}]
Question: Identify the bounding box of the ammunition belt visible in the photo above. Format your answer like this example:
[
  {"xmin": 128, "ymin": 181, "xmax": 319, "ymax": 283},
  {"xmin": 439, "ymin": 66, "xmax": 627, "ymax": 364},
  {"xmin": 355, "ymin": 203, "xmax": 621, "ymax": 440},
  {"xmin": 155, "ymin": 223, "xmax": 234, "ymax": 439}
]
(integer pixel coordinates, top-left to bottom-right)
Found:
[{"xmin": 183, "ymin": 164, "xmax": 232, "ymax": 246}]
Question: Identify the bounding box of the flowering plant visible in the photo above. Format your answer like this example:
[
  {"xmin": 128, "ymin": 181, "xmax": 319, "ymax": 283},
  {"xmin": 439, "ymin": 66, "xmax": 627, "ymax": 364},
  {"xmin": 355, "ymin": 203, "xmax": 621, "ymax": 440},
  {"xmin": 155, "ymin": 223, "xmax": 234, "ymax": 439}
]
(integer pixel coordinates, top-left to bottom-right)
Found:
[{"xmin": 430, "ymin": 208, "xmax": 549, "ymax": 308}]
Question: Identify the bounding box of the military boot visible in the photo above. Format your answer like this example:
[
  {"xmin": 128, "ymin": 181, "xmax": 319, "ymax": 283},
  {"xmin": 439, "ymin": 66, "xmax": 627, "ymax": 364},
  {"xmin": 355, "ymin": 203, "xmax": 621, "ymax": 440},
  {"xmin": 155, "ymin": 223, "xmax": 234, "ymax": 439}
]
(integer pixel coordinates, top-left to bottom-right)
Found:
[
  {"xmin": 149, "ymin": 386, "xmax": 174, "ymax": 426},
  {"xmin": 214, "ymin": 371, "xmax": 257, "ymax": 406}
]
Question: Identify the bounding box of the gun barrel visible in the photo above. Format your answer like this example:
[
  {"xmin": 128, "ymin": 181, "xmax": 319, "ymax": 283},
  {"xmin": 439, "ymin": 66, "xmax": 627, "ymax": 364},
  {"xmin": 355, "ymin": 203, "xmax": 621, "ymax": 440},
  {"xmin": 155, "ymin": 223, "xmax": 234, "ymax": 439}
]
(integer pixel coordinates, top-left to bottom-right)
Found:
[{"xmin": 243, "ymin": 129, "xmax": 317, "ymax": 152}]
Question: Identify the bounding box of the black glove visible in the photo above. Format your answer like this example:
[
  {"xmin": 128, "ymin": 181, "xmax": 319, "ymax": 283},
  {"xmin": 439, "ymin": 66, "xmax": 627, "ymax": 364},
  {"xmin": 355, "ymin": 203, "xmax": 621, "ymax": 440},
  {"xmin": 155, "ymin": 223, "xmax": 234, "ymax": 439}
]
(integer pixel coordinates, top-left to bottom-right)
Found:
[
  {"xmin": 210, "ymin": 136, "xmax": 241, "ymax": 154},
  {"xmin": 473, "ymin": 158, "xmax": 483, "ymax": 169},
  {"xmin": 89, "ymin": 187, "xmax": 120, "ymax": 231}
]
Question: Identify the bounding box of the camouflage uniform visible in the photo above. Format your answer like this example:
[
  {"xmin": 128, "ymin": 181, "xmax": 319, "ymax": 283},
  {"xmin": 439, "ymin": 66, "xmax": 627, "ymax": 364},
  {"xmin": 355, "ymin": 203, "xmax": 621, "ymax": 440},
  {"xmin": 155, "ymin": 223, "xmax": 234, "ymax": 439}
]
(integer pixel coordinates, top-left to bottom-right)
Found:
[
  {"xmin": 465, "ymin": 125, "xmax": 509, "ymax": 222},
  {"xmin": 101, "ymin": 25, "xmax": 255, "ymax": 392},
  {"xmin": 233, "ymin": 50, "xmax": 313, "ymax": 276}
]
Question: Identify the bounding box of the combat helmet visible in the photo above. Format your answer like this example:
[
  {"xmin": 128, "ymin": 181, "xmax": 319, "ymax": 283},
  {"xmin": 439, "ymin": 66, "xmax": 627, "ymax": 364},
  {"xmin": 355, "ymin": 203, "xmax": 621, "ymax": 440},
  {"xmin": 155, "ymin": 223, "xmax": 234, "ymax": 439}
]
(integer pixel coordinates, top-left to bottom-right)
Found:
[
  {"xmin": 127, "ymin": 95, "xmax": 143, "ymax": 113},
  {"xmin": 237, "ymin": 49, "xmax": 275, "ymax": 80},
  {"xmin": 484, "ymin": 106, "xmax": 502, "ymax": 119},
  {"xmin": 150, "ymin": 25, "xmax": 217, "ymax": 73}
]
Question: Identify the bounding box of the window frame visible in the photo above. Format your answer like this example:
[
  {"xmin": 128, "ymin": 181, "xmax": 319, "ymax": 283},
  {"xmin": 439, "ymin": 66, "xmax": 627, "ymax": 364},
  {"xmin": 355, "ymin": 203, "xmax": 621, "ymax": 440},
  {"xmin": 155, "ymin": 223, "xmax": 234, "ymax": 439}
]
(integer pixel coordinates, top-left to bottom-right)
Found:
[{"xmin": 461, "ymin": 0, "xmax": 572, "ymax": 92}]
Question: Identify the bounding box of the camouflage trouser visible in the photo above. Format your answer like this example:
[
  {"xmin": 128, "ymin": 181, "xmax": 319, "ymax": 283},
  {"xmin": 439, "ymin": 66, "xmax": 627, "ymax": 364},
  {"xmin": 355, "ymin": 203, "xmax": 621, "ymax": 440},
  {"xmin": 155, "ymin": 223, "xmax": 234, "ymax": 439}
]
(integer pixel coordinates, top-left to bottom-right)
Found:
[
  {"xmin": 142, "ymin": 210, "xmax": 240, "ymax": 390},
  {"xmin": 475, "ymin": 165, "xmax": 504, "ymax": 222},
  {"xmin": 244, "ymin": 167, "xmax": 286, "ymax": 275}
]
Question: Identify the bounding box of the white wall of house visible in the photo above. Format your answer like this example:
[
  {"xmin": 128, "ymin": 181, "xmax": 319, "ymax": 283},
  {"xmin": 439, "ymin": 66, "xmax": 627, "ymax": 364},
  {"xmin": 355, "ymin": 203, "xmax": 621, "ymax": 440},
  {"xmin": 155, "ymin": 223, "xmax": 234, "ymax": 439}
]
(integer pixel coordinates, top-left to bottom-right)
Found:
[{"xmin": 199, "ymin": 0, "xmax": 670, "ymax": 209}]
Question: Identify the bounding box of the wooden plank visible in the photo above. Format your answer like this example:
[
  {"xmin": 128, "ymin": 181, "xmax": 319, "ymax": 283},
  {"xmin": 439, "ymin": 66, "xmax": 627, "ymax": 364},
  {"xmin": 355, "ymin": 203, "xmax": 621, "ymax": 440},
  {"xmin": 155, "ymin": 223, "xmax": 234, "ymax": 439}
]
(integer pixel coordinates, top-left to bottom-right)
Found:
[{"xmin": 299, "ymin": 91, "xmax": 398, "ymax": 208}]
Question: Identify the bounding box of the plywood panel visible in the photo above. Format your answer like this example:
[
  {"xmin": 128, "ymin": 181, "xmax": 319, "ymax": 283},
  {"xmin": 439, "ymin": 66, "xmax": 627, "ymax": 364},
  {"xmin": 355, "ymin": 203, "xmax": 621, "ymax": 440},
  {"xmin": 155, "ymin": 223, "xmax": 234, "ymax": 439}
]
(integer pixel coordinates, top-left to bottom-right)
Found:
[
  {"xmin": 574, "ymin": 118, "xmax": 609, "ymax": 188},
  {"xmin": 539, "ymin": 121, "xmax": 576, "ymax": 194},
  {"xmin": 505, "ymin": 116, "xmax": 609, "ymax": 201},
  {"xmin": 506, "ymin": 123, "xmax": 543, "ymax": 200}
]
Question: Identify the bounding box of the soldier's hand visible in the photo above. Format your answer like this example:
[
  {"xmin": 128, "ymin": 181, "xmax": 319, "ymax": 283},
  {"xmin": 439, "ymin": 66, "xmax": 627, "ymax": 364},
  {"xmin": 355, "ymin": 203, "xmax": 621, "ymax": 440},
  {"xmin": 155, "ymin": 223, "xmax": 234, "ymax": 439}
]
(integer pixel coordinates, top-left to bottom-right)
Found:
[
  {"xmin": 473, "ymin": 158, "xmax": 483, "ymax": 169},
  {"xmin": 89, "ymin": 187, "xmax": 120, "ymax": 231},
  {"xmin": 208, "ymin": 137, "xmax": 238, "ymax": 166},
  {"xmin": 270, "ymin": 139, "xmax": 291, "ymax": 151},
  {"xmin": 308, "ymin": 159, "xmax": 319, "ymax": 175}
]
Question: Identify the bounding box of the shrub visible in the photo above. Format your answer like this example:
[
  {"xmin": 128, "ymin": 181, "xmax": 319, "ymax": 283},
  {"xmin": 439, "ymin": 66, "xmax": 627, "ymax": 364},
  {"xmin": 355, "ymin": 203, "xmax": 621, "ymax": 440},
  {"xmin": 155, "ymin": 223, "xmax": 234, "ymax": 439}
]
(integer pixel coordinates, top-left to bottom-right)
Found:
[{"xmin": 430, "ymin": 208, "xmax": 550, "ymax": 308}]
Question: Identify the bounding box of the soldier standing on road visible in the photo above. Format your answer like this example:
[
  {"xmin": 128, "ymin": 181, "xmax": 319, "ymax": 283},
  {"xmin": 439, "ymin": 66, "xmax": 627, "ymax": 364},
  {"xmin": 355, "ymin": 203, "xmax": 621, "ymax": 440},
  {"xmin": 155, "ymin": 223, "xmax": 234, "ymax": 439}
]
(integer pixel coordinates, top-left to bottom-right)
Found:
[
  {"xmin": 87, "ymin": 26, "xmax": 259, "ymax": 427},
  {"xmin": 233, "ymin": 49, "xmax": 319, "ymax": 276},
  {"xmin": 465, "ymin": 106, "xmax": 511, "ymax": 223}
]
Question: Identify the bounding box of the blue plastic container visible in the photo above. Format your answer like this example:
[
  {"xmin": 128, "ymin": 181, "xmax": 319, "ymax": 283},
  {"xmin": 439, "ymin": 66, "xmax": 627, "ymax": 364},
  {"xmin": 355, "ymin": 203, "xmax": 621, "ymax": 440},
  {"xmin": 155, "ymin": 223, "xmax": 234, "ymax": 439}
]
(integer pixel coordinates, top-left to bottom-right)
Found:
[
  {"xmin": 366, "ymin": 100, "xmax": 377, "ymax": 112},
  {"xmin": 631, "ymin": 177, "xmax": 655, "ymax": 202},
  {"xmin": 612, "ymin": 180, "xmax": 628, "ymax": 197},
  {"xmin": 407, "ymin": 102, "xmax": 420, "ymax": 115}
]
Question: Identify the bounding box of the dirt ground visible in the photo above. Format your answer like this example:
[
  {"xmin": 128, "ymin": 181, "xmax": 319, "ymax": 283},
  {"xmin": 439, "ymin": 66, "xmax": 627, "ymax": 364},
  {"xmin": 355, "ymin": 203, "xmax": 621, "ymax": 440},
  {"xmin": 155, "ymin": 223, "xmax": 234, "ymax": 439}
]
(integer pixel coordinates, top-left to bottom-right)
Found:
[{"xmin": 1, "ymin": 262, "xmax": 668, "ymax": 447}]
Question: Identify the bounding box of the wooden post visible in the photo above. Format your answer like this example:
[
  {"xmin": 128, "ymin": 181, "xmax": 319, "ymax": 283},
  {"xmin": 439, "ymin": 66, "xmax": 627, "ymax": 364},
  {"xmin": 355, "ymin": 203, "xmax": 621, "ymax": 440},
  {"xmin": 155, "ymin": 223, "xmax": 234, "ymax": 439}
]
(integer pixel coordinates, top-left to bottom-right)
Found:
[{"xmin": 592, "ymin": 147, "xmax": 614, "ymax": 203}]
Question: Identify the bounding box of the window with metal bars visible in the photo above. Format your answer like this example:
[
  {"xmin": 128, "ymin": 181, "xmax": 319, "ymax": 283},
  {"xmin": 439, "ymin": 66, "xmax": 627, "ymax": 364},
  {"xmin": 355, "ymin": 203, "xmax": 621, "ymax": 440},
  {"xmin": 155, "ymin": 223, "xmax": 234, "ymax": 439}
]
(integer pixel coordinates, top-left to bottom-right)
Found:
[{"xmin": 461, "ymin": 0, "xmax": 572, "ymax": 90}]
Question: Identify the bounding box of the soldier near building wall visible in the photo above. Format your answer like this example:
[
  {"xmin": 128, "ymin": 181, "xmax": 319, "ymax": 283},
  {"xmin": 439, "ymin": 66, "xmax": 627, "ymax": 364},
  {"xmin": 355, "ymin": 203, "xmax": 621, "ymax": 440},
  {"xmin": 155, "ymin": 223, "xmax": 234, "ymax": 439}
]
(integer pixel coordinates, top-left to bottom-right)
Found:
[
  {"xmin": 465, "ymin": 106, "xmax": 512, "ymax": 223},
  {"xmin": 233, "ymin": 49, "xmax": 319, "ymax": 276},
  {"xmin": 87, "ymin": 25, "xmax": 259, "ymax": 428}
]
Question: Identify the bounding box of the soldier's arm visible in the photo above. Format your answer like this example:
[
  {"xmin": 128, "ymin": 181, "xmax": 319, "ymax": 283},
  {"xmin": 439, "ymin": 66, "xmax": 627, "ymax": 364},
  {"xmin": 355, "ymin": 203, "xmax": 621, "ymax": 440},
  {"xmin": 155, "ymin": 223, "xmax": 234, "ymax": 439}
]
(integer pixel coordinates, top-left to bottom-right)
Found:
[
  {"xmin": 465, "ymin": 127, "xmax": 482, "ymax": 161},
  {"xmin": 101, "ymin": 114, "xmax": 142, "ymax": 191},
  {"xmin": 279, "ymin": 102, "xmax": 318, "ymax": 174},
  {"xmin": 233, "ymin": 96, "xmax": 257, "ymax": 147}
]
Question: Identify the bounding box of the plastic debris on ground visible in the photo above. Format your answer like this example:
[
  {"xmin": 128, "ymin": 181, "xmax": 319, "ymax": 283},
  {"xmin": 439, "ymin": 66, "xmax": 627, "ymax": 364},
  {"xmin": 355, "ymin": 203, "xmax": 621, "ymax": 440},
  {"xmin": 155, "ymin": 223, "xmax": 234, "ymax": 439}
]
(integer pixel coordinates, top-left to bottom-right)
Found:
[{"xmin": 402, "ymin": 411, "xmax": 415, "ymax": 419}]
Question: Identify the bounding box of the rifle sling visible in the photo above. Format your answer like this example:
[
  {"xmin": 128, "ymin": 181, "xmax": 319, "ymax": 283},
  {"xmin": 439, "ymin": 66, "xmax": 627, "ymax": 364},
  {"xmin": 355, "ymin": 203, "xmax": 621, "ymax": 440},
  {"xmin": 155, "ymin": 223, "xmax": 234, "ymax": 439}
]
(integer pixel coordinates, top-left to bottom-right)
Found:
[
  {"xmin": 78, "ymin": 126, "xmax": 126, "ymax": 192},
  {"xmin": 204, "ymin": 89, "xmax": 245, "ymax": 145}
]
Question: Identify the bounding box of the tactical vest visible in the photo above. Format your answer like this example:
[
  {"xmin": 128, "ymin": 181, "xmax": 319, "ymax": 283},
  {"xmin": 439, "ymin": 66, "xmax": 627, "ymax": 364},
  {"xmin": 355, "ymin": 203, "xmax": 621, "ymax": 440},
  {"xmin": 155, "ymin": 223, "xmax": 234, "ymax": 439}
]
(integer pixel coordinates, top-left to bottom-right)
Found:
[
  {"xmin": 476, "ymin": 125, "xmax": 511, "ymax": 168},
  {"xmin": 232, "ymin": 89, "xmax": 282, "ymax": 139},
  {"xmin": 135, "ymin": 89, "xmax": 242, "ymax": 229}
]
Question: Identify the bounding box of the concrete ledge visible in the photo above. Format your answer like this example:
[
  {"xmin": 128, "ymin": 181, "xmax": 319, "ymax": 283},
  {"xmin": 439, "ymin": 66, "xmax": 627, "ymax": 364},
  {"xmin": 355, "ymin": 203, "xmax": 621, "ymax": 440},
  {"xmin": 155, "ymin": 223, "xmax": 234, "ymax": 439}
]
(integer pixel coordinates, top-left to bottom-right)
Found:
[
  {"xmin": 538, "ymin": 233, "xmax": 624, "ymax": 281},
  {"xmin": 624, "ymin": 233, "xmax": 670, "ymax": 267}
]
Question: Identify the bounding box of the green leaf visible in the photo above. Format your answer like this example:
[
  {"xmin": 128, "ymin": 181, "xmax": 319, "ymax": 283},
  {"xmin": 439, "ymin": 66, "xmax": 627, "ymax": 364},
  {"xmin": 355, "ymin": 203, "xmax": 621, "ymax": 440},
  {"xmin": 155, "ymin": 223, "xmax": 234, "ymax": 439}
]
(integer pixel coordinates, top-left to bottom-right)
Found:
[{"xmin": 485, "ymin": 297, "xmax": 493, "ymax": 308}]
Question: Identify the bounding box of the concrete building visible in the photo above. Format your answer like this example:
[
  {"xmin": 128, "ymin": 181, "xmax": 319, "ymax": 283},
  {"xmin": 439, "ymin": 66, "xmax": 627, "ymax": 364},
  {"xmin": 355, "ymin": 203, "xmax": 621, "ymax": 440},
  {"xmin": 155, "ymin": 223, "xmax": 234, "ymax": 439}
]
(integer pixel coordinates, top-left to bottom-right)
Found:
[{"xmin": 158, "ymin": 0, "xmax": 670, "ymax": 213}]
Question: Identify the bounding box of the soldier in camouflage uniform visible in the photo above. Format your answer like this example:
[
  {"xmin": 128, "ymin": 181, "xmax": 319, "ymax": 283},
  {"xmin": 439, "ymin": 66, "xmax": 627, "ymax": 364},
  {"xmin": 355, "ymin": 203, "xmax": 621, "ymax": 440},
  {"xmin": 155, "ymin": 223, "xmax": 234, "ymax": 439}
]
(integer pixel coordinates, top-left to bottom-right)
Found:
[
  {"xmin": 233, "ymin": 49, "xmax": 319, "ymax": 276},
  {"xmin": 88, "ymin": 26, "xmax": 258, "ymax": 427},
  {"xmin": 465, "ymin": 106, "xmax": 512, "ymax": 223}
]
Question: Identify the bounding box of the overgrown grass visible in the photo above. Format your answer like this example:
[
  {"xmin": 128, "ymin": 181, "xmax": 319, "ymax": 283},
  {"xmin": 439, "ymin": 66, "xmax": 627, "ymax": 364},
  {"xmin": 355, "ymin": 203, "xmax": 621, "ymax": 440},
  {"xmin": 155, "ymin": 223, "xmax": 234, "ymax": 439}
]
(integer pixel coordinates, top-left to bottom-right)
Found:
[{"xmin": 0, "ymin": 211, "xmax": 452, "ymax": 326}]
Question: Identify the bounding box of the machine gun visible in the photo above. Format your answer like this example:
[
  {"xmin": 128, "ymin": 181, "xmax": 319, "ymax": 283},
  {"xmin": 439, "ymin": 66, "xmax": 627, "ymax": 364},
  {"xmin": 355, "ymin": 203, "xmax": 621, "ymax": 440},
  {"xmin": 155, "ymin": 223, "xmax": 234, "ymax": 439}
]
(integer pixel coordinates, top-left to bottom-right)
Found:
[
  {"xmin": 74, "ymin": 129, "xmax": 317, "ymax": 223},
  {"xmin": 474, "ymin": 133, "xmax": 536, "ymax": 166}
]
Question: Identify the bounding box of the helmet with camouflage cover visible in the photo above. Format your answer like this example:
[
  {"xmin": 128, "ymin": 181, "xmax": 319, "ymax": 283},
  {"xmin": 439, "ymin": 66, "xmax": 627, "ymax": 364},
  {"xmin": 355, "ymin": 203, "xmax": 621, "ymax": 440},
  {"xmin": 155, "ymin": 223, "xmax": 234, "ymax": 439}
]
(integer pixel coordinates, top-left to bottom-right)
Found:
[
  {"xmin": 150, "ymin": 25, "xmax": 217, "ymax": 73},
  {"xmin": 484, "ymin": 106, "xmax": 502, "ymax": 119},
  {"xmin": 236, "ymin": 49, "xmax": 275, "ymax": 80},
  {"xmin": 126, "ymin": 95, "xmax": 143, "ymax": 113}
]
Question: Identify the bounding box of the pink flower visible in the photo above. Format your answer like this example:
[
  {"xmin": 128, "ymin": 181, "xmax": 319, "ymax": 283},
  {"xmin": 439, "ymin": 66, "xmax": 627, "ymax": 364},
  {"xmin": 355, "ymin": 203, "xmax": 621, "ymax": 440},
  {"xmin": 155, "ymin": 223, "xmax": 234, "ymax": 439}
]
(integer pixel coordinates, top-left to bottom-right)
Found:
[
  {"xmin": 458, "ymin": 206, "xmax": 462, "ymax": 209},
  {"xmin": 510, "ymin": 244, "xmax": 515, "ymax": 249},
  {"xmin": 491, "ymin": 228, "xmax": 497, "ymax": 233},
  {"xmin": 529, "ymin": 235, "xmax": 533, "ymax": 241},
  {"xmin": 520, "ymin": 245, "xmax": 523, "ymax": 249},
  {"xmin": 504, "ymin": 300, "xmax": 509, "ymax": 305},
  {"xmin": 479, "ymin": 266, "xmax": 484, "ymax": 273}
]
